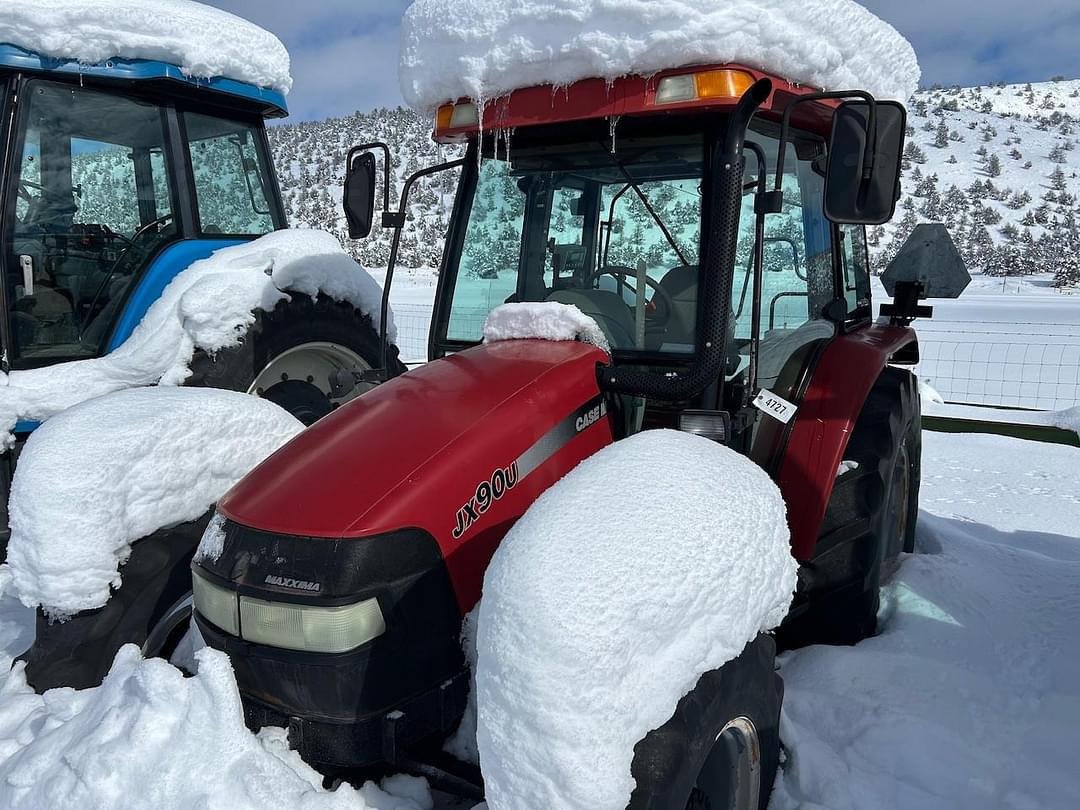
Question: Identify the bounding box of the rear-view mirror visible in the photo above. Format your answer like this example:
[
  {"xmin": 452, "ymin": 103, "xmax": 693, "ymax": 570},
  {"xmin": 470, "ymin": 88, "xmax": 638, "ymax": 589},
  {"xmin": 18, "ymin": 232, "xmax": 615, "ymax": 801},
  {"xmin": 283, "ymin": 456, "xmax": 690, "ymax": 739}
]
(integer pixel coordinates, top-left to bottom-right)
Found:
[
  {"xmin": 343, "ymin": 152, "xmax": 377, "ymax": 239},
  {"xmin": 824, "ymin": 100, "xmax": 906, "ymax": 225}
]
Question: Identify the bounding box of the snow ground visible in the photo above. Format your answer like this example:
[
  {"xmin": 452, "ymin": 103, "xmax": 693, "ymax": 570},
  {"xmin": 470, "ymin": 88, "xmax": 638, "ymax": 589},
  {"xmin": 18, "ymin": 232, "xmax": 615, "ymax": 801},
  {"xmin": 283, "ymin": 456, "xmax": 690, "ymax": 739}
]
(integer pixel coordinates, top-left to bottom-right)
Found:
[
  {"xmin": 772, "ymin": 430, "xmax": 1080, "ymax": 809},
  {"xmin": 0, "ymin": 429, "xmax": 1076, "ymax": 808}
]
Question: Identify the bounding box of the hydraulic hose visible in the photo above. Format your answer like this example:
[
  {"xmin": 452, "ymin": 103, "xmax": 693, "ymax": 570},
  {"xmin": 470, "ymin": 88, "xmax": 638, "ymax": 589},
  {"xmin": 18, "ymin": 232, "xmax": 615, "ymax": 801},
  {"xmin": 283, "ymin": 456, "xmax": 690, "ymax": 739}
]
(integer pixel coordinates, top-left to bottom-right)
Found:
[{"xmin": 598, "ymin": 78, "xmax": 773, "ymax": 402}]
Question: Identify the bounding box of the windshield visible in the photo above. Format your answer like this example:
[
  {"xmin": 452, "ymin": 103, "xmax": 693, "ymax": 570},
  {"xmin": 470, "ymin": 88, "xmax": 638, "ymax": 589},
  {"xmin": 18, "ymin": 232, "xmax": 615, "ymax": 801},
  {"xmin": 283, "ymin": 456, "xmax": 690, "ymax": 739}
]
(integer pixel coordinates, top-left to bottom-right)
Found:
[
  {"xmin": 446, "ymin": 132, "xmax": 706, "ymax": 353},
  {"xmin": 443, "ymin": 121, "xmax": 835, "ymax": 369}
]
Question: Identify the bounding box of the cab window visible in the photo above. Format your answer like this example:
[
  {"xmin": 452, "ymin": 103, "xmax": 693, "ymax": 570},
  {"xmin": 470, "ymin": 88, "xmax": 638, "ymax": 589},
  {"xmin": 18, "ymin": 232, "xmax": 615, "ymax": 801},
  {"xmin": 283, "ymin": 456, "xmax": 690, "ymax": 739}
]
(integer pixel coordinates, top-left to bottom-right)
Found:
[
  {"xmin": 184, "ymin": 112, "xmax": 275, "ymax": 236},
  {"xmin": 445, "ymin": 131, "xmax": 706, "ymax": 354},
  {"xmin": 5, "ymin": 80, "xmax": 176, "ymax": 363},
  {"xmin": 838, "ymin": 223, "xmax": 872, "ymax": 320}
]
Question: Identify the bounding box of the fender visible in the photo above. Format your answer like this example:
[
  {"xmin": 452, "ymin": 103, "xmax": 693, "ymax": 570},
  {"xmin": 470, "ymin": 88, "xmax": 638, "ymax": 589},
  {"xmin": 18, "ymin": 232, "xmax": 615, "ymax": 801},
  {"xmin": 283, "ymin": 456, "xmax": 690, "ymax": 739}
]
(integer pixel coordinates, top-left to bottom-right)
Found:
[{"xmin": 778, "ymin": 324, "xmax": 918, "ymax": 560}]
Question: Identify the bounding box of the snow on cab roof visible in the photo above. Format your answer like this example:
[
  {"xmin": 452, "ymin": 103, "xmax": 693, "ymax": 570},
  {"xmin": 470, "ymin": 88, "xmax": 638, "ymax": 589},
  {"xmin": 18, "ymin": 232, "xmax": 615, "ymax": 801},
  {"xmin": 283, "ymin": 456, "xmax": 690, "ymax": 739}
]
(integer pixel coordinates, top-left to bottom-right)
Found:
[
  {"xmin": 399, "ymin": 0, "xmax": 920, "ymax": 112},
  {"xmin": 0, "ymin": 0, "xmax": 291, "ymax": 93}
]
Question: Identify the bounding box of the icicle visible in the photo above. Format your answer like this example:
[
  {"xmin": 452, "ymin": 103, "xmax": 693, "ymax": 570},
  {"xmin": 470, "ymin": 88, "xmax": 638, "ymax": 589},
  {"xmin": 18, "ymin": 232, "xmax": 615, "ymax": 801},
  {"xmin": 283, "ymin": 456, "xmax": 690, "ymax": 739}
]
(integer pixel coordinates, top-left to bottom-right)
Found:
[
  {"xmin": 609, "ymin": 115, "xmax": 622, "ymax": 154},
  {"xmin": 476, "ymin": 91, "xmax": 487, "ymax": 173}
]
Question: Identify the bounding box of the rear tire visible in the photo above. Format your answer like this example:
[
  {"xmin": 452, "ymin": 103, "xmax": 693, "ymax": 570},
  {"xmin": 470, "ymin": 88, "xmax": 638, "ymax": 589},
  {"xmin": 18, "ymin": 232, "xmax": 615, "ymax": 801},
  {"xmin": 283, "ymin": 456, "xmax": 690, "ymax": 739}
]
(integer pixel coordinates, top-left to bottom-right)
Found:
[
  {"xmin": 186, "ymin": 293, "xmax": 405, "ymax": 425},
  {"xmin": 779, "ymin": 368, "xmax": 920, "ymax": 648},
  {"xmin": 627, "ymin": 634, "xmax": 782, "ymax": 810}
]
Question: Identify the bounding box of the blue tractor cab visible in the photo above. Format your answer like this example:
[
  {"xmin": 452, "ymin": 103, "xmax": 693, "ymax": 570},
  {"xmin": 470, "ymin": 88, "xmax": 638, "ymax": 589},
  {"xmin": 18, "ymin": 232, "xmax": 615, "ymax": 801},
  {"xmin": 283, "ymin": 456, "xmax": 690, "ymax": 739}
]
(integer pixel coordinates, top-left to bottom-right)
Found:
[{"xmin": 0, "ymin": 44, "xmax": 287, "ymax": 376}]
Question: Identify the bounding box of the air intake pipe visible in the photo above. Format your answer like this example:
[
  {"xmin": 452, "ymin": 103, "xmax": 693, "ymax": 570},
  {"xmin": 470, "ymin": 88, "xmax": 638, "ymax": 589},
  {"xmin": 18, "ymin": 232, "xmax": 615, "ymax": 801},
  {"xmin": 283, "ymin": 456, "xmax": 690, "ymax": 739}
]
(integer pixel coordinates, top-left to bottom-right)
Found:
[{"xmin": 598, "ymin": 78, "xmax": 773, "ymax": 402}]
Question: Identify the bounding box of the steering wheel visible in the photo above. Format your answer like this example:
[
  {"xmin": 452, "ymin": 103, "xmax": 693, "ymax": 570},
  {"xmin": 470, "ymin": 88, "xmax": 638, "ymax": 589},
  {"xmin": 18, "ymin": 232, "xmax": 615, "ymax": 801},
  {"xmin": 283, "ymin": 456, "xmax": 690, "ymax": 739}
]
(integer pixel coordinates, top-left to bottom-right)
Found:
[
  {"xmin": 84, "ymin": 213, "xmax": 176, "ymax": 323},
  {"xmin": 591, "ymin": 265, "xmax": 674, "ymax": 325}
]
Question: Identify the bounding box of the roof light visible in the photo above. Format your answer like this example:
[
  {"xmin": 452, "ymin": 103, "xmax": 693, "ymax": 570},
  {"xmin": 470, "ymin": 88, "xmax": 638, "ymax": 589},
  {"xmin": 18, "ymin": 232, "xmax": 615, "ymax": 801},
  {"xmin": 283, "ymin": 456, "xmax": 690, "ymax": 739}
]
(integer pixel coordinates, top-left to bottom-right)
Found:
[
  {"xmin": 655, "ymin": 69, "xmax": 757, "ymax": 105},
  {"xmin": 436, "ymin": 101, "xmax": 480, "ymax": 131}
]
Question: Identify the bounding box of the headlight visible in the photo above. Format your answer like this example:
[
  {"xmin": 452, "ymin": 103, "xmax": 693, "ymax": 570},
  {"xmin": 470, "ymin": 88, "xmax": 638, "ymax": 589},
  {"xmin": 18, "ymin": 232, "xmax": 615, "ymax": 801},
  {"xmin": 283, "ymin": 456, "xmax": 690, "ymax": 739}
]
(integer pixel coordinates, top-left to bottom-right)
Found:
[
  {"xmin": 192, "ymin": 570, "xmax": 386, "ymax": 654},
  {"xmin": 192, "ymin": 570, "xmax": 240, "ymax": 636},
  {"xmin": 239, "ymin": 594, "xmax": 386, "ymax": 654}
]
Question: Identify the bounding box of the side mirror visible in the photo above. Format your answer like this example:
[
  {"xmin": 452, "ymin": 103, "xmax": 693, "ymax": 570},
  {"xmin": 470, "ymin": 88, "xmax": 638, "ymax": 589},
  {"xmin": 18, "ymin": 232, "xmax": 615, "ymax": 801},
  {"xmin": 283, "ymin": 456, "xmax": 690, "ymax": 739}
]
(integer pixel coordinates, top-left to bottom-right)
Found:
[
  {"xmin": 343, "ymin": 152, "xmax": 377, "ymax": 239},
  {"xmin": 824, "ymin": 100, "xmax": 906, "ymax": 225}
]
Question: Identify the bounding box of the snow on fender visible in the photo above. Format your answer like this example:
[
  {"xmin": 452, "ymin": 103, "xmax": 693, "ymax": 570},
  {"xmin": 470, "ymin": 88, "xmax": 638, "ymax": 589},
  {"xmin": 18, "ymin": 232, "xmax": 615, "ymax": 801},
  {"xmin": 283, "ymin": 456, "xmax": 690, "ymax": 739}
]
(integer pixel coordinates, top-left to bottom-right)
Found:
[
  {"xmin": 475, "ymin": 429, "xmax": 797, "ymax": 809},
  {"xmin": 6, "ymin": 387, "xmax": 303, "ymax": 618}
]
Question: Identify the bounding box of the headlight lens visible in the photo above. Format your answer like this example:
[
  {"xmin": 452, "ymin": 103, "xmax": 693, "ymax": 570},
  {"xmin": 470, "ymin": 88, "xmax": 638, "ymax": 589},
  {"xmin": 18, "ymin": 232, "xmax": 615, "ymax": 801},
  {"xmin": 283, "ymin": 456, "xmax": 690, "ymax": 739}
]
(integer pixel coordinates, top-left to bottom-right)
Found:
[
  {"xmin": 192, "ymin": 571, "xmax": 240, "ymax": 636},
  {"xmin": 193, "ymin": 568, "xmax": 387, "ymax": 654},
  {"xmin": 239, "ymin": 595, "xmax": 386, "ymax": 654}
]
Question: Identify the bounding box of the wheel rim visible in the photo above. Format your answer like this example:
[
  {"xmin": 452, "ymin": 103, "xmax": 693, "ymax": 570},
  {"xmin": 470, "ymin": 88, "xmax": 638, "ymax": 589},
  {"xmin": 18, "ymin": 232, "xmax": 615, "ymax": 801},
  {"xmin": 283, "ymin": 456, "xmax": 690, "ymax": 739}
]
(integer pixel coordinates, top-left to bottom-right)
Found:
[
  {"xmin": 687, "ymin": 716, "xmax": 761, "ymax": 810},
  {"xmin": 247, "ymin": 341, "xmax": 374, "ymax": 420},
  {"xmin": 884, "ymin": 439, "xmax": 912, "ymax": 561}
]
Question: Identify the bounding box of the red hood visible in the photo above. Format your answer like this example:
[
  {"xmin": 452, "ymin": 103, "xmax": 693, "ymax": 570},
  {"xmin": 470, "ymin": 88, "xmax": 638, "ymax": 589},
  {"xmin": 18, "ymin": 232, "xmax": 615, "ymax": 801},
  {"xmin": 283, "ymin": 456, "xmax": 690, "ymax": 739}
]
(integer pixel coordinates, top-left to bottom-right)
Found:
[{"xmin": 219, "ymin": 339, "xmax": 611, "ymax": 542}]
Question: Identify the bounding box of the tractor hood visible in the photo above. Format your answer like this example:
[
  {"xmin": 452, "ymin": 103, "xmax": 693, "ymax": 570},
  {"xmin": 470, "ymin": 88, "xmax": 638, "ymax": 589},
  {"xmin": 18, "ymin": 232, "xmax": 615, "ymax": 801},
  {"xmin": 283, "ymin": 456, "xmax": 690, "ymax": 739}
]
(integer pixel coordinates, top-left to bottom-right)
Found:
[{"xmin": 219, "ymin": 338, "xmax": 612, "ymax": 543}]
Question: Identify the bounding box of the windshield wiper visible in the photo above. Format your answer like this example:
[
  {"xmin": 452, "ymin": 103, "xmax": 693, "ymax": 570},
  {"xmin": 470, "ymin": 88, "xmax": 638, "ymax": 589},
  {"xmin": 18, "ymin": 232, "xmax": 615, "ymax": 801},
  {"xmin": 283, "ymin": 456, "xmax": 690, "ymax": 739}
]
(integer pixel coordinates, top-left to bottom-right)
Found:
[{"xmin": 601, "ymin": 143, "xmax": 691, "ymax": 267}]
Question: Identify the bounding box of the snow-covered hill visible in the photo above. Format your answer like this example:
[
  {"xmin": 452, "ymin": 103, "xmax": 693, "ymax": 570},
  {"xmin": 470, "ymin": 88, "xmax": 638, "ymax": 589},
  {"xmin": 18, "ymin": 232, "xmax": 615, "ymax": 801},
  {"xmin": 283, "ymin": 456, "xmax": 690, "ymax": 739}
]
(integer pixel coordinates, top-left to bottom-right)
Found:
[
  {"xmin": 876, "ymin": 78, "xmax": 1080, "ymax": 287},
  {"xmin": 270, "ymin": 78, "xmax": 1080, "ymax": 287}
]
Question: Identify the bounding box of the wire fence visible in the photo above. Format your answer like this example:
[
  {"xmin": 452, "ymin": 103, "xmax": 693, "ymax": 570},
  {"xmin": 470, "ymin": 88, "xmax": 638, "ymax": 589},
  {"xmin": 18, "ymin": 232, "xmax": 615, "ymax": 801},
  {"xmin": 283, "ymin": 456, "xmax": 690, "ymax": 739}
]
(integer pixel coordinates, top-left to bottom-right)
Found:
[
  {"xmin": 391, "ymin": 304, "xmax": 1080, "ymax": 411},
  {"xmin": 914, "ymin": 321, "xmax": 1080, "ymax": 411}
]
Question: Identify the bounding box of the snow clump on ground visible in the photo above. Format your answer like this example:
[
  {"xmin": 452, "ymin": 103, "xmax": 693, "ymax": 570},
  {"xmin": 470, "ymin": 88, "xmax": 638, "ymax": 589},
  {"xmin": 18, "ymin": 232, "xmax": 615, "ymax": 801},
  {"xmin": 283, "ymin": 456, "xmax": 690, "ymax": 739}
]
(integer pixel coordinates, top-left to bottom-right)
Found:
[
  {"xmin": 475, "ymin": 429, "xmax": 796, "ymax": 809},
  {"xmin": 0, "ymin": 229, "xmax": 391, "ymax": 443},
  {"xmin": 6, "ymin": 387, "xmax": 303, "ymax": 618},
  {"xmin": 400, "ymin": 0, "xmax": 919, "ymax": 111},
  {"xmin": 0, "ymin": 0, "xmax": 292, "ymax": 93},
  {"xmin": 482, "ymin": 302, "xmax": 611, "ymax": 353}
]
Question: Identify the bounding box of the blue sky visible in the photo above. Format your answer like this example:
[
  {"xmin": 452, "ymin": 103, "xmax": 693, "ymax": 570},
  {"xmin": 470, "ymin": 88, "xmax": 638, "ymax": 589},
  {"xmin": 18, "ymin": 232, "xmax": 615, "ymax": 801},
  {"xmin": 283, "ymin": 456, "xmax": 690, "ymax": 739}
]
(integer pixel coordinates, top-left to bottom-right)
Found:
[{"xmin": 209, "ymin": 0, "xmax": 1080, "ymax": 122}]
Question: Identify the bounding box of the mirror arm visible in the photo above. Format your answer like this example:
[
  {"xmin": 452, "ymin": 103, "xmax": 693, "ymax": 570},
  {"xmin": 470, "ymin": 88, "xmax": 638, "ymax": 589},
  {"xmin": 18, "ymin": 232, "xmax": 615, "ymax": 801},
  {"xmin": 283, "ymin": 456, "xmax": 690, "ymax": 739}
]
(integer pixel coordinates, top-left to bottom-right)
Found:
[
  {"xmin": 773, "ymin": 89, "xmax": 878, "ymax": 197},
  {"xmin": 376, "ymin": 157, "xmax": 468, "ymax": 379}
]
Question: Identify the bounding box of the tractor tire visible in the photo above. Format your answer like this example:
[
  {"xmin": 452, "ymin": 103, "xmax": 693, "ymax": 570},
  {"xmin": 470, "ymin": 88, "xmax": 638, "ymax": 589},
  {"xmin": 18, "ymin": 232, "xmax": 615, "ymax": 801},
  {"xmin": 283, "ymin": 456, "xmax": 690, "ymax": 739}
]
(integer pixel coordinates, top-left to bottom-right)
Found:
[
  {"xmin": 627, "ymin": 634, "xmax": 782, "ymax": 810},
  {"xmin": 779, "ymin": 368, "xmax": 920, "ymax": 648},
  {"xmin": 186, "ymin": 292, "xmax": 406, "ymax": 425}
]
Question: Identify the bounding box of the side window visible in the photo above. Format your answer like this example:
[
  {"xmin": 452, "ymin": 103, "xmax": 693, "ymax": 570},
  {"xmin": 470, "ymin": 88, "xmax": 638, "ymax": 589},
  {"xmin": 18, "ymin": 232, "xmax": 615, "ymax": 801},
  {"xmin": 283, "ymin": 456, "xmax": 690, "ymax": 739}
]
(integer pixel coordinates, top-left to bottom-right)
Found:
[
  {"xmin": 545, "ymin": 186, "xmax": 586, "ymax": 287},
  {"xmin": 839, "ymin": 224, "xmax": 872, "ymax": 319},
  {"xmin": 447, "ymin": 158, "xmax": 525, "ymax": 341},
  {"xmin": 185, "ymin": 112, "xmax": 275, "ymax": 235}
]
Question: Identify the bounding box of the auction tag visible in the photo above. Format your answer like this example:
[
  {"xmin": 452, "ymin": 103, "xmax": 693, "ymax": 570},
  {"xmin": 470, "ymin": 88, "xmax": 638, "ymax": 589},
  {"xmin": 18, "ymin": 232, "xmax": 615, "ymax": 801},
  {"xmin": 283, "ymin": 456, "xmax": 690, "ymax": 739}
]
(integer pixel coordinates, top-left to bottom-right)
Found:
[{"xmin": 753, "ymin": 388, "xmax": 798, "ymax": 424}]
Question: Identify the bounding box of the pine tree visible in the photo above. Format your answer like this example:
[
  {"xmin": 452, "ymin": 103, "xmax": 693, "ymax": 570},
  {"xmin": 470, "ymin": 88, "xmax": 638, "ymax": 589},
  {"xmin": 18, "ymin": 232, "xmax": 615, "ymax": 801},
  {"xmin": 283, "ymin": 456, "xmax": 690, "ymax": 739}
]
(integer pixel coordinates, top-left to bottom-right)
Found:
[{"xmin": 987, "ymin": 154, "xmax": 1002, "ymax": 176}]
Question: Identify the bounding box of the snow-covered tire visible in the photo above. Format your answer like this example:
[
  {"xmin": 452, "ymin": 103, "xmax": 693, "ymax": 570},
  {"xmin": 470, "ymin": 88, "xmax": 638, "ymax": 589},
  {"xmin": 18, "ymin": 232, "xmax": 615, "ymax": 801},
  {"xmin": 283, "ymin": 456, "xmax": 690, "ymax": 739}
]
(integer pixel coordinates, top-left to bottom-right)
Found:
[
  {"xmin": 781, "ymin": 368, "xmax": 921, "ymax": 647},
  {"xmin": 627, "ymin": 634, "xmax": 782, "ymax": 810},
  {"xmin": 186, "ymin": 293, "xmax": 406, "ymax": 425}
]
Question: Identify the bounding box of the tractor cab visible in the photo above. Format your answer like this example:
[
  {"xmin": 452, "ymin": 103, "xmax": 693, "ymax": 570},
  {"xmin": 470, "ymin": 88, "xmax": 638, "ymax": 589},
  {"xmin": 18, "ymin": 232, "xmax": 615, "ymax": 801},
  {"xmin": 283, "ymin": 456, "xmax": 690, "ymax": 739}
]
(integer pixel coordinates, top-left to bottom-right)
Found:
[
  {"xmin": 0, "ymin": 46, "xmax": 287, "ymax": 369},
  {"xmin": 348, "ymin": 65, "xmax": 909, "ymax": 467}
]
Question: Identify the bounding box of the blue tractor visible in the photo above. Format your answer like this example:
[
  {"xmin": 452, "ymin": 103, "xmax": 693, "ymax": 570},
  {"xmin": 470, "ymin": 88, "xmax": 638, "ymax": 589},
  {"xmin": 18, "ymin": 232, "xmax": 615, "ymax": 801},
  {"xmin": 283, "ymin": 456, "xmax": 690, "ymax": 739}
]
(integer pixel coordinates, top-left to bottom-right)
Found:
[{"xmin": 0, "ymin": 44, "xmax": 402, "ymax": 688}]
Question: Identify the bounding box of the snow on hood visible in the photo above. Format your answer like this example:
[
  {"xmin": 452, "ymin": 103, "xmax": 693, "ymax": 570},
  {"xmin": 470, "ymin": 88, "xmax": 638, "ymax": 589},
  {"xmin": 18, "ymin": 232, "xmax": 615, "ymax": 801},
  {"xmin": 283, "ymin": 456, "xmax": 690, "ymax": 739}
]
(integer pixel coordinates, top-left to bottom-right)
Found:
[
  {"xmin": 0, "ymin": 0, "xmax": 292, "ymax": 93},
  {"xmin": 0, "ymin": 229, "xmax": 391, "ymax": 445},
  {"xmin": 482, "ymin": 302, "xmax": 611, "ymax": 353},
  {"xmin": 0, "ymin": 643, "xmax": 432, "ymax": 809},
  {"xmin": 400, "ymin": 0, "xmax": 920, "ymax": 112},
  {"xmin": 475, "ymin": 429, "xmax": 796, "ymax": 809},
  {"xmin": 5, "ymin": 387, "xmax": 303, "ymax": 618}
]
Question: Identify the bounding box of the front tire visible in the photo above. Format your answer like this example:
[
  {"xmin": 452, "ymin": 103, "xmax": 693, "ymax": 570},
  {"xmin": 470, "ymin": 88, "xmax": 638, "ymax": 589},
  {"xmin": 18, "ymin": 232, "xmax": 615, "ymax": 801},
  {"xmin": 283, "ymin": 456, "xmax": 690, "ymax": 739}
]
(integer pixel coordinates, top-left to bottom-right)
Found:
[{"xmin": 628, "ymin": 634, "xmax": 782, "ymax": 810}]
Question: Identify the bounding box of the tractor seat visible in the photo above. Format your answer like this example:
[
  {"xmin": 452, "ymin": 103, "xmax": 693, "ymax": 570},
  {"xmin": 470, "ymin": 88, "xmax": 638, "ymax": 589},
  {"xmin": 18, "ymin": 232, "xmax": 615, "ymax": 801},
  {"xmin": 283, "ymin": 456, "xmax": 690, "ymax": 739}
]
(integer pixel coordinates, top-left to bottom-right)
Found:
[
  {"xmin": 545, "ymin": 288, "xmax": 636, "ymax": 350},
  {"xmin": 656, "ymin": 265, "xmax": 698, "ymax": 349}
]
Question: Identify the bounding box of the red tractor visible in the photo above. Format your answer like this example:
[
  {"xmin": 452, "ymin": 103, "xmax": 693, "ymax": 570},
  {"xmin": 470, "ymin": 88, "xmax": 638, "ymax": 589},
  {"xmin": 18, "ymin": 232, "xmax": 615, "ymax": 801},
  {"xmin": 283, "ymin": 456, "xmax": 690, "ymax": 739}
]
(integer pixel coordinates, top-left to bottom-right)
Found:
[{"xmin": 191, "ymin": 64, "xmax": 961, "ymax": 807}]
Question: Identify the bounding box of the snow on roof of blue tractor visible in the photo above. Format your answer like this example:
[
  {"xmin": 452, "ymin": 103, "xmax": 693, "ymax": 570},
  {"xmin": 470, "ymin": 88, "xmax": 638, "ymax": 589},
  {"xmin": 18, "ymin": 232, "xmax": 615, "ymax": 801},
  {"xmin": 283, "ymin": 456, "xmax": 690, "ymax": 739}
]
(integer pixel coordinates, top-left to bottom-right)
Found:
[{"xmin": 0, "ymin": 0, "xmax": 291, "ymax": 117}]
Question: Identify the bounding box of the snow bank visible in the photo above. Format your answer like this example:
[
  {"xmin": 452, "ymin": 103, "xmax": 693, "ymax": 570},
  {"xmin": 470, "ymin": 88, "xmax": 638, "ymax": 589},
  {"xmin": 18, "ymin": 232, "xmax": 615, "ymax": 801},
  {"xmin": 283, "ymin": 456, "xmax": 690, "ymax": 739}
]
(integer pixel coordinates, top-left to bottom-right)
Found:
[
  {"xmin": 773, "ymin": 430, "xmax": 1080, "ymax": 809},
  {"xmin": 6, "ymin": 387, "xmax": 303, "ymax": 618},
  {"xmin": 0, "ymin": 229, "xmax": 391, "ymax": 443},
  {"xmin": 0, "ymin": 0, "xmax": 291, "ymax": 93},
  {"xmin": 0, "ymin": 644, "xmax": 433, "ymax": 809},
  {"xmin": 400, "ymin": 0, "xmax": 920, "ymax": 111},
  {"xmin": 482, "ymin": 302, "xmax": 610, "ymax": 353},
  {"xmin": 475, "ymin": 429, "xmax": 796, "ymax": 809}
]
